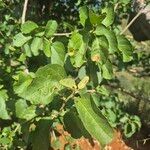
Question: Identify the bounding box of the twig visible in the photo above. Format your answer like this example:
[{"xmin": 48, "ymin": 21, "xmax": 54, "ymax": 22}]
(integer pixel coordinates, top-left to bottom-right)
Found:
[
  {"xmin": 21, "ymin": 0, "xmax": 29, "ymax": 73},
  {"xmin": 114, "ymin": 2, "xmax": 119, "ymax": 11},
  {"xmin": 21, "ymin": 0, "xmax": 29, "ymax": 24},
  {"xmin": 54, "ymin": 32, "xmax": 72, "ymax": 36},
  {"xmin": 120, "ymin": 10, "xmax": 143, "ymax": 35}
]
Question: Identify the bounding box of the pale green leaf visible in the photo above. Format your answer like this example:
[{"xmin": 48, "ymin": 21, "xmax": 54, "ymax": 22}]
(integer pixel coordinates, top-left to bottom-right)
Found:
[
  {"xmin": 102, "ymin": 5, "xmax": 115, "ymax": 27},
  {"xmin": 79, "ymin": 6, "xmax": 88, "ymax": 26},
  {"xmin": 43, "ymin": 38, "xmax": 51, "ymax": 57},
  {"xmin": 51, "ymin": 41, "xmax": 65, "ymax": 66},
  {"xmin": 68, "ymin": 32, "xmax": 83, "ymax": 51},
  {"xmin": 59, "ymin": 78, "xmax": 76, "ymax": 89},
  {"xmin": 14, "ymin": 72, "xmax": 33, "ymax": 95},
  {"xmin": 0, "ymin": 90, "xmax": 10, "ymax": 120},
  {"xmin": 13, "ymin": 33, "xmax": 32, "ymax": 47},
  {"xmin": 21, "ymin": 21, "xmax": 38, "ymax": 34},
  {"xmin": 68, "ymin": 32, "xmax": 86, "ymax": 67},
  {"xmin": 15, "ymin": 99, "xmax": 36, "ymax": 121},
  {"xmin": 45, "ymin": 20, "xmax": 58, "ymax": 38},
  {"xmin": 31, "ymin": 37, "xmax": 43, "ymax": 56},
  {"xmin": 23, "ymin": 43, "xmax": 32, "ymax": 57},
  {"xmin": 101, "ymin": 60, "xmax": 113, "ymax": 79},
  {"xmin": 78, "ymin": 76, "xmax": 89, "ymax": 89}
]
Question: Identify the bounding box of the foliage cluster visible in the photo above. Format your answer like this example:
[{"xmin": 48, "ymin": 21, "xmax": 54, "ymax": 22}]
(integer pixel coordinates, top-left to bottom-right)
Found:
[{"xmin": 0, "ymin": 0, "xmax": 143, "ymax": 149}]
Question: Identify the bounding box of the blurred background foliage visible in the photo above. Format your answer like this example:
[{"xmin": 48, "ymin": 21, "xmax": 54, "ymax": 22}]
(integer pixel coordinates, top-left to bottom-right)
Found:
[{"xmin": 0, "ymin": 0, "xmax": 150, "ymax": 149}]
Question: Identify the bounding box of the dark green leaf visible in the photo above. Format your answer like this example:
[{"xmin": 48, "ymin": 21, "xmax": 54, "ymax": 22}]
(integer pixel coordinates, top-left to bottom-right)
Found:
[
  {"xmin": 63, "ymin": 109, "xmax": 91, "ymax": 139},
  {"xmin": 75, "ymin": 96, "xmax": 114, "ymax": 146},
  {"xmin": 31, "ymin": 119, "xmax": 50, "ymax": 150}
]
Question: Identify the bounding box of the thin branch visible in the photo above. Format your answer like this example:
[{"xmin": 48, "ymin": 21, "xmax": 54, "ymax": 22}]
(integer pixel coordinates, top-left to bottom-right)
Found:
[
  {"xmin": 21, "ymin": 0, "xmax": 29, "ymax": 24},
  {"xmin": 21, "ymin": 0, "xmax": 29, "ymax": 73},
  {"xmin": 54, "ymin": 32, "xmax": 72, "ymax": 36},
  {"xmin": 120, "ymin": 10, "xmax": 143, "ymax": 35},
  {"xmin": 114, "ymin": 2, "xmax": 119, "ymax": 11}
]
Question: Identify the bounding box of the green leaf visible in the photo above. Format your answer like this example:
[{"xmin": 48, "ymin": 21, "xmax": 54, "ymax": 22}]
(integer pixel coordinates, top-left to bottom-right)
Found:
[
  {"xmin": 14, "ymin": 72, "xmax": 33, "ymax": 95},
  {"xmin": 75, "ymin": 96, "xmax": 114, "ymax": 146},
  {"xmin": 105, "ymin": 109, "xmax": 117, "ymax": 124},
  {"xmin": 68, "ymin": 32, "xmax": 86, "ymax": 67},
  {"xmin": 45, "ymin": 20, "xmax": 58, "ymax": 38},
  {"xmin": 78, "ymin": 66, "xmax": 86, "ymax": 80},
  {"xmin": 73, "ymin": 43, "xmax": 86, "ymax": 68},
  {"xmin": 96, "ymin": 85, "xmax": 109, "ymax": 96},
  {"xmin": 31, "ymin": 119, "xmax": 50, "ymax": 150},
  {"xmin": 51, "ymin": 41, "xmax": 65, "ymax": 66},
  {"xmin": 0, "ymin": 90, "xmax": 10, "ymax": 120},
  {"xmin": 102, "ymin": 5, "xmax": 115, "ymax": 27},
  {"xmin": 63, "ymin": 109, "xmax": 91, "ymax": 139},
  {"xmin": 21, "ymin": 21, "xmax": 38, "ymax": 34},
  {"xmin": 68, "ymin": 32, "xmax": 83, "ymax": 51},
  {"xmin": 94, "ymin": 25, "xmax": 118, "ymax": 53},
  {"xmin": 117, "ymin": 35, "xmax": 133, "ymax": 62},
  {"xmin": 89, "ymin": 10, "xmax": 105, "ymax": 25},
  {"xmin": 31, "ymin": 37, "xmax": 43, "ymax": 56},
  {"xmin": 79, "ymin": 6, "xmax": 88, "ymax": 26},
  {"xmin": 23, "ymin": 43, "xmax": 32, "ymax": 57},
  {"xmin": 78, "ymin": 76, "xmax": 89, "ymax": 89},
  {"xmin": 43, "ymin": 38, "xmax": 51, "ymax": 57},
  {"xmin": 16, "ymin": 64, "xmax": 66, "ymax": 105},
  {"xmin": 131, "ymin": 116, "xmax": 141, "ymax": 129},
  {"xmin": 59, "ymin": 78, "xmax": 76, "ymax": 89},
  {"xmin": 15, "ymin": 99, "xmax": 36, "ymax": 120},
  {"xmin": 124, "ymin": 123, "xmax": 137, "ymax": 138},
  {"xmin": 91, "ymin": 38, "xmax": 108, "ymax": 64},
  {"xmin": 101, "ymin": 60, "xmax": 113, "ymax": 79},
  {"xmin": 13, "ymin": 33, "xmax": 32, "ymax": 47}
]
